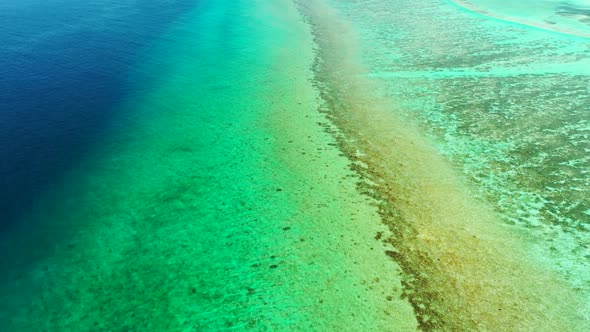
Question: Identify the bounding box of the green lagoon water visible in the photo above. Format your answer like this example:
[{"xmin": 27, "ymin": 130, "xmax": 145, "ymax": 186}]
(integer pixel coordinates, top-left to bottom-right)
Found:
[{"xmin": 1, "ymin": 0, "xmax": 590, "ymax": 330}]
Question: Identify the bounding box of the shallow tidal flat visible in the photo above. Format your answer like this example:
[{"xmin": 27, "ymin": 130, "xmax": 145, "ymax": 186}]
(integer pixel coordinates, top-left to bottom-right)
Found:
[
  {"xmin": 449, "ymin": 0, "xmax": 590, "ymax": 39},
  {"xmin": 308, "ymin": 0, "xmax": 590, "ymax": 329}
]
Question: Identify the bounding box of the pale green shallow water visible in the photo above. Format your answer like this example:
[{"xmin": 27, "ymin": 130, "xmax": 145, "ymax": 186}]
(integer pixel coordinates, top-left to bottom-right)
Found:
[{"xmin": 330, "ymin": 0, "xmax": 590, "ymax": 321}]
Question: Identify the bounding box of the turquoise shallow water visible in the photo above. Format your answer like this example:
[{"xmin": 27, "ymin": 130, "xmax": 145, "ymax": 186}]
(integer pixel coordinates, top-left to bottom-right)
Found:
[
  {"xmin": 297, "ymin": 0, "xmax": 590, "ymax": 328},
  {"xmin": 329, "ymin": 0, "xmax": 590, "ymax": 322},
  {"xmin": 0, "ymin": 0, "xmax": 417, "ymax": 329}
]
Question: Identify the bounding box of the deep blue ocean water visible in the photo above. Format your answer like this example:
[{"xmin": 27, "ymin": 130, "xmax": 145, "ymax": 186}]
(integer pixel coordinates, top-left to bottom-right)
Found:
[{"xmin": 0, "ymin": 0, "xmax": 197, "ymax": 230}]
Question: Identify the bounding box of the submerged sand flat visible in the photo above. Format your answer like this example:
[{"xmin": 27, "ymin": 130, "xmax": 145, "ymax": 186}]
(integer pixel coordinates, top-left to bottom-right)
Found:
[
  {"xmin": 449, "ymin": 0, "xmax": 590, "ymax": 39},
  {"xmin": 302, "ymin": 1, "xmax": 588, "ymax": 331}
]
